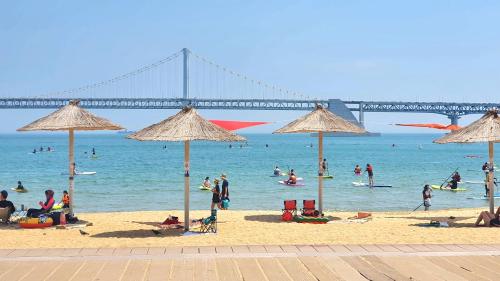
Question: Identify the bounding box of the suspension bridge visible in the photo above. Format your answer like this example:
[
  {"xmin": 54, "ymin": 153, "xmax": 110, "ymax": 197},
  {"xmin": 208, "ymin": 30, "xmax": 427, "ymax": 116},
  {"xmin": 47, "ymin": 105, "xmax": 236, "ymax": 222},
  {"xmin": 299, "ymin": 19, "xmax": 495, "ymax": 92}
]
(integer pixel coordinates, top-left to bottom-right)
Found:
[{"xmin": 1, "ymin": 48, "xmax": 497, "ymax": 126}]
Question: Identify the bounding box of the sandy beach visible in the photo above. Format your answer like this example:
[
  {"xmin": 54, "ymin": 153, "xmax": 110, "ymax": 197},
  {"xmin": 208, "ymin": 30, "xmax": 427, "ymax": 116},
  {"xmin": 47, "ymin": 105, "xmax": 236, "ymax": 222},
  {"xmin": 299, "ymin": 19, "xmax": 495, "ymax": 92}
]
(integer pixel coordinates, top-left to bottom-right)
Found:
[{"xmin": 0, "ymin": 208, "xmax": 497, "ymax": 249}]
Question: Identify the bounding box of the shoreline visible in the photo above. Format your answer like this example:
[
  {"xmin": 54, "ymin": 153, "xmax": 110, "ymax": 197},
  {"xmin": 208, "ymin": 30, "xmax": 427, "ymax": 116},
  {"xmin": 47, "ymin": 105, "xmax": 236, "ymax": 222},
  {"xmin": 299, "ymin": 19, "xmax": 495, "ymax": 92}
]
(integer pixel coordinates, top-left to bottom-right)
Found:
[{"xmin": 1, "ymin": 208, "xmax": 496, "ymax": 249}]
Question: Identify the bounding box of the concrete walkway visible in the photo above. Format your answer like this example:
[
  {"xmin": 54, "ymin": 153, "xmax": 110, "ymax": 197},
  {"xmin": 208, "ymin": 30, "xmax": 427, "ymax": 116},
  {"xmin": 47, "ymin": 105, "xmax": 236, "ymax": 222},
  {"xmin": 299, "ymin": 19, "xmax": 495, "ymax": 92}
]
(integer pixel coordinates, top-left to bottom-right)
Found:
[{"xmin": 1, "ymin": 244, "xmax": 500, "ymax": 280}]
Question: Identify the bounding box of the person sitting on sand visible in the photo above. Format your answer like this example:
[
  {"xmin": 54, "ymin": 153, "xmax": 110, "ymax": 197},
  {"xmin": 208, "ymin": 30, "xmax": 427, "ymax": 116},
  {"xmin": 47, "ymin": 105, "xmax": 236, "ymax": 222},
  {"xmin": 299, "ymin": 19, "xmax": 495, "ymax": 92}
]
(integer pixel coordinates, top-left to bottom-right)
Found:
[
  {"xmin": 203, "ymin": 177, "xmax": 211, "ymax": 188},
  {"xmin": 60, "ymin": 190, "xmax": 70, "ymax": 208},
  {"xmin": 273, "ymin": 166, "xmax": 281, "ymax": 176},
  {"xmin": 475, "ymin": 207, "xmax": 500, "ymax": 227},
  {"xmin": 0, "ymin": 190, "xmax": 16, "ymax": 222},
  {"xmin": 26, "ymin": 190, "xmax": 55, "ymax": 218},
  {"xmin": 16, "ymin": 181, "xmax": 25, "ymax": 191},
  {"xmin": 211, "ymin": 179, "xmax": 221, "ymax": 210},
  {"xmin": 422, "ymin": 185, "xmax": 432, "ymax": 211}
]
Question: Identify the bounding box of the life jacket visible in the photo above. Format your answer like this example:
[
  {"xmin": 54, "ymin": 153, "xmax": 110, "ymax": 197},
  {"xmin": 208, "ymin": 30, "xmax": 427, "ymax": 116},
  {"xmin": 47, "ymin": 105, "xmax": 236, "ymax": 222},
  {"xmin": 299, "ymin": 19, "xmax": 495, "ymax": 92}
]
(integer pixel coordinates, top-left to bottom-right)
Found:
[{"xmin": 63, "ymin": 194, "xmax": 70, "ymax": 205}]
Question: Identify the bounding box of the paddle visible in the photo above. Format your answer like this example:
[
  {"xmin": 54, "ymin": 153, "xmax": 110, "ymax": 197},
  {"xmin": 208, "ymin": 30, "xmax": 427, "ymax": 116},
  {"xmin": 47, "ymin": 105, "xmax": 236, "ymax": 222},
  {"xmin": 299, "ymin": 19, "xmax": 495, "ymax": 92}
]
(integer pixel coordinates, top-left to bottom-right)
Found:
[
  {"xmin": 439, "ymin": 168, "xmax": 458, "ymax": 190},
  {"xmin": 412, "ymin": 202, "xmax": 424, "ymax": 212}
]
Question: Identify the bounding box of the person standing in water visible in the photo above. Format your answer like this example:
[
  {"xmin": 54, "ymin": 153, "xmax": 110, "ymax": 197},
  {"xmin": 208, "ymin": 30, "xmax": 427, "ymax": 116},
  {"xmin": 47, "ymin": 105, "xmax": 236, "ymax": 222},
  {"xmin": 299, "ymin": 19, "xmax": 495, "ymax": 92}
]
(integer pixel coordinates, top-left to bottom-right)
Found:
[
  {"xmin": 92, "ymin": 148, "xmax": 96, "ymax": 156},
  {"xmin": 320, "ymin": 159, "xmax": 328, "ymax": 176},
  {"xmin": 273, "ymin": 166, "xmax": 281, "ymax": 176},
  {"xmin": 211, "ymin": 179, "xmax": 221, "ymax": 210},
  {"xmin": 366, "ymin": 164, "xmax": 374, "ymax": 187},
  {"xmin": 354, "ymin": 165, "xmax": 362, "ymax": 176},
  {"xmin": 422, "ymin": 185, "xmax": 432, "ymax": 211}
]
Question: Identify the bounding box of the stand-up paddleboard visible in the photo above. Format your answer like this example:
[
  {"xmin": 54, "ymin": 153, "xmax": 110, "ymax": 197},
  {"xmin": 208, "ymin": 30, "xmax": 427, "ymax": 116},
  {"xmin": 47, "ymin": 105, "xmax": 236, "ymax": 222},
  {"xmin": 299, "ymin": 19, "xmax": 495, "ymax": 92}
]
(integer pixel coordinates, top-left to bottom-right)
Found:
[
  {"xmin": 318, "ymin": 175, "xmax": 334, "ymax": 179},
  {"xmin": 468, "ymin": 194, "xmax": 500, "ymax": 200},
  {"xmin": 431, "ymin": 184, "xmax": 467, "ymax": 191},
  {"xmin": 352, "ymin": 182, "xmax": 392, "ymax": 188},
  {"xmin": 278, "ymin": 181, "xmax": 305, "ymax": 187},
  {"xmin": 199, "ymin": 186, "xmax": 211, "ymax": 191},
  {"xmin": 11, "ymin": 188, "xmax": 28, "ymax": 193},
  {"xmin": 464, "ymin": 180, "xmax": 485, "ymax": 185},
  {"xmin": 63, "ymin": 171, "xmax": 97, "ymax": 176}
]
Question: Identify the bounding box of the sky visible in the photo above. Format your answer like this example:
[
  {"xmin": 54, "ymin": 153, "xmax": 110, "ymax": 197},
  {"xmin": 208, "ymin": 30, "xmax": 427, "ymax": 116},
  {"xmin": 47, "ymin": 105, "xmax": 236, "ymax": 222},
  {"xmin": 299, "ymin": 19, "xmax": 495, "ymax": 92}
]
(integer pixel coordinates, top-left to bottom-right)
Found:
[{"xmin": 1, "ymin": 1, "xmax": 499, "ymax": 133}]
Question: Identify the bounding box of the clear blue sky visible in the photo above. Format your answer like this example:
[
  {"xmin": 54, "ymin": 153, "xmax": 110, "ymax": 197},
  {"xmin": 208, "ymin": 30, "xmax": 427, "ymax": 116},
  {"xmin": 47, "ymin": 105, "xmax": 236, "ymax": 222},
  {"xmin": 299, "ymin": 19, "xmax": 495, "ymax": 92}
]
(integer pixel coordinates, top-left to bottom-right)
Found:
[{"xmin": 1, "ymin": 1, "xmax": 499, "ymax": 133}]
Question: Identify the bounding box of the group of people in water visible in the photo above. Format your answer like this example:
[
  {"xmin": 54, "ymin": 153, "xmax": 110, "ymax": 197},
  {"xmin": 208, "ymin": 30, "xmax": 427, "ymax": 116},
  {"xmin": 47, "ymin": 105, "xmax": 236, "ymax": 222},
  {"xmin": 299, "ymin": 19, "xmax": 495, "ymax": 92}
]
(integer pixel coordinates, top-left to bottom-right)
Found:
[
  {"xmin": 202, "ymin": 174, "xmax": 230, "ymax": 210},
  {"xmin": 32, "ymin": 146, "xmax": 53, "ymax": 154}
]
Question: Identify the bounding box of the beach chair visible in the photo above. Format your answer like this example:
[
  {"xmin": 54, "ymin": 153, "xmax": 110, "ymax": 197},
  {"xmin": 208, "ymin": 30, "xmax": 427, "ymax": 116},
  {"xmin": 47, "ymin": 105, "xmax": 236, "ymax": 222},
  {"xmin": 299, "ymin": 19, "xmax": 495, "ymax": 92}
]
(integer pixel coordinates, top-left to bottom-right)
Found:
[
  {"xmin": 301, "ymin": 200, "xmax": 319, "ymax": 217},
  {"xmin": 0, "ymin": 207, "xmax": 10, "ymax": 223},
  {"xmin": 200, "ymin": 209, "xmax": 217, "ymax": 233},
  {"xmin": 282, "ymin": 200, "xmax": 297, "ymax": 221}
]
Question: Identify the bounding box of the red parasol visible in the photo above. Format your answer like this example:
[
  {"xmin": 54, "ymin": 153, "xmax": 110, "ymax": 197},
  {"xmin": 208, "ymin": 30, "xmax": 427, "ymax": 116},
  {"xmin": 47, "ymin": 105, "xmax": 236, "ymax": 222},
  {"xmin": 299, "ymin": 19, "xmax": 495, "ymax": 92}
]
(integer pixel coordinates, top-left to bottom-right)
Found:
[
  {"xmin": 395, "ymin": 123, "xmax": 461, "ymax": 131},
  {"xmin": 209, "ymin": 120, "xmax": 269, "ymax": 131}
]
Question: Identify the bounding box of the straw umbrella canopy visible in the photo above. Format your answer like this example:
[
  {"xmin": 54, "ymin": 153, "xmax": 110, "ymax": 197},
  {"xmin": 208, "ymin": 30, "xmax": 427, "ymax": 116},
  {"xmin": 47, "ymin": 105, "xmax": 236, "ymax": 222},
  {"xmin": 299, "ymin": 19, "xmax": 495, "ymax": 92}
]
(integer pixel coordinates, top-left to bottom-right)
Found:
[
  {"xmin": 434, "ymin": 109, "xmax": 500, "ymax": 213},
  {"xmin": 17, "ymin": 100, "xmax": 123, "ymax": 216},
  {"xmin": 128, "ymin": 106, "xmax": 245, "ymax": 231},
  {"xmin": 274, "ymin": 104, "xmax": 366, "ymax": 215}
]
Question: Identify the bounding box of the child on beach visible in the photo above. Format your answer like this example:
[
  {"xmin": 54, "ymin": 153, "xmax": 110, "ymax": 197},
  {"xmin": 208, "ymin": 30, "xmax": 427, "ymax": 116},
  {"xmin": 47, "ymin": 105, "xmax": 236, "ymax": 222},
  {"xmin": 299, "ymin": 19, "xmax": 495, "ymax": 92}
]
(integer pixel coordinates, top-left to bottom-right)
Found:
[
  {"xmin": 61, "ymin": 190, "xmax": 70, "ymax": 208},
  {"xmin": 422, "ymin": 185, "xmax": 432, "ymax": 211}
]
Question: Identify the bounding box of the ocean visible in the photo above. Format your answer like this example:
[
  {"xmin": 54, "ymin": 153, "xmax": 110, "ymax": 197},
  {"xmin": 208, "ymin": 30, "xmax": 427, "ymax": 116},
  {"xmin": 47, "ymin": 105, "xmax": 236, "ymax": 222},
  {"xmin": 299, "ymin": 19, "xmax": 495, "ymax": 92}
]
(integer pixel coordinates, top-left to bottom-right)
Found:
[{"xmin": 0, "ymin": 133, "xmax": 496, "ymax": 213}]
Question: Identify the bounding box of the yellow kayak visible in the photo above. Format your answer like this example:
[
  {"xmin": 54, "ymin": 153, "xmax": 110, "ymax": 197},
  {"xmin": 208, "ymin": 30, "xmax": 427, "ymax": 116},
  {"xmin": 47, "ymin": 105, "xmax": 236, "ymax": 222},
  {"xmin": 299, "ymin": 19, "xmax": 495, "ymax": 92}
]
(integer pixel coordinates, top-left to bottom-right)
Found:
[{"xmin": 431, "ymin": 185, "xmax": 467, "ymax": 192}]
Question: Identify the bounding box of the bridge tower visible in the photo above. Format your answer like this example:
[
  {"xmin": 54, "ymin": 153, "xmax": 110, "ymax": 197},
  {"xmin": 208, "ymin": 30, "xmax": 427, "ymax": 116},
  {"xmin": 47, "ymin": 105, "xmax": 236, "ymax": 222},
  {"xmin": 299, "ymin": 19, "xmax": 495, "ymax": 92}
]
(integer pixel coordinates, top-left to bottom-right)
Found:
[
  {"xmin": 182, "ymin": 48, "xmax": 190, "ymax": 101},
  {"xmin": 448, "ymin": 114, "xmax": 460, "ymax": 125}
]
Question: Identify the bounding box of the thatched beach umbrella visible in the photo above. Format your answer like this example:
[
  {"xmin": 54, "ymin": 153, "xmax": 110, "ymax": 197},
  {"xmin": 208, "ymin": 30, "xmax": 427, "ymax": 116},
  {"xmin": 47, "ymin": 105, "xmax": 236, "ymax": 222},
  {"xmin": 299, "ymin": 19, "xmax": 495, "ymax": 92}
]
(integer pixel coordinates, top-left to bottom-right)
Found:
[
  {"xmin": 274, "ymin": 105, "xmax": 366, "ymax": 215},
  {"xmin": 128, "ymin": 107, "xmax": 245, "ymax": 231},
  {"xmin": 17, "ymin": 100, "xmax": 123, "ymax": 216},
  {"xmin": 434, "ymin": 109, "xmax": 500, "ymax": 213}
]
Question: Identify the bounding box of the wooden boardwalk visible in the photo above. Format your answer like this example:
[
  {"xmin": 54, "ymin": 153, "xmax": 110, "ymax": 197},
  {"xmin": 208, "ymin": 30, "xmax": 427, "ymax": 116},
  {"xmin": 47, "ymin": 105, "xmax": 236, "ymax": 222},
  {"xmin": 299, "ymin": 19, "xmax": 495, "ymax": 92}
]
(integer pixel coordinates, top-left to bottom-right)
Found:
[{"xmin": 1, "ymin": 244, "xmax": 500, "ymax": 280}]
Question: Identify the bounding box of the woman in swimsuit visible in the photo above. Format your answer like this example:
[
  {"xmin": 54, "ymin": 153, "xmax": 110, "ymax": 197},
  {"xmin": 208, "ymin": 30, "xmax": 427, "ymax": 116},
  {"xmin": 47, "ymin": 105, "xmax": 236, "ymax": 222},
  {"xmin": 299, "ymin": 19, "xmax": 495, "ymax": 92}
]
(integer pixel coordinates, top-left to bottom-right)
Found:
[{"xmin": 475, "ymin": 207, "xmax": 500, "ymax": 227}]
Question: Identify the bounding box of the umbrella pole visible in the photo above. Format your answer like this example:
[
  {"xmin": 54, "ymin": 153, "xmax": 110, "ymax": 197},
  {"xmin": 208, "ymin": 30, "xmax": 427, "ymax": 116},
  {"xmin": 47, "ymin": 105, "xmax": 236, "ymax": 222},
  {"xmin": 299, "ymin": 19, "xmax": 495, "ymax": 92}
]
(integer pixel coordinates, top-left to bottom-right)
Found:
[
  {"xmin": 318, "ymin": 132, "xmax": 323, "ymax": 216},
  {"xmin": 184, "ymin": 140, "xmax": 190, "ymax": 231},
  {"xmin": 68, "ymin": 129, "xmax": 75, "ymax": 216},
  {"xmin": 489, "ymin": 141, "xmax": 495, "ymax": 214}
]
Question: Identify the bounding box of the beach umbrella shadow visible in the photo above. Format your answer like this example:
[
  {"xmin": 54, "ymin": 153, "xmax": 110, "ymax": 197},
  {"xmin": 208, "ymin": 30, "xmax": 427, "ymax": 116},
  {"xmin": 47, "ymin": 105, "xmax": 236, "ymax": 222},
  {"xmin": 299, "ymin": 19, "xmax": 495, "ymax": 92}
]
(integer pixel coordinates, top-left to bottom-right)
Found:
[{"xmin": 91, "ymin": 229, "xmax": 183, "ymax": 238}]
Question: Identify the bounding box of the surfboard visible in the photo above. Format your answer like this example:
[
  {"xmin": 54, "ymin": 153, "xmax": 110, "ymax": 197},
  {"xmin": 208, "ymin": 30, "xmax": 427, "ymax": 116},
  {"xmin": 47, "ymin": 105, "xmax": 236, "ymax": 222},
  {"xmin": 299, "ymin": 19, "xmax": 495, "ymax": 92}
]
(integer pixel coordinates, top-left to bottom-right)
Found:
[
  {"xmin": 318, "ymin": 175, "xmax": 333, "ymax": 179},
  {"xmin": 431, "ymin": 184, "xmax": 467, "ymax": 191},
  {"xmin": 199, "ymin": 186, "xmax": 211, "ymax": 191},
  {"xmin": 278, "ymin": 181, "xmax": 305, "ymax": 187},
  {"xmin": 352, "ymin": 182, "xmax": 392, "ymax": 188},
  {"xmin": 11, "ymin": 188, "xmax": 28, "ymax": 193}
]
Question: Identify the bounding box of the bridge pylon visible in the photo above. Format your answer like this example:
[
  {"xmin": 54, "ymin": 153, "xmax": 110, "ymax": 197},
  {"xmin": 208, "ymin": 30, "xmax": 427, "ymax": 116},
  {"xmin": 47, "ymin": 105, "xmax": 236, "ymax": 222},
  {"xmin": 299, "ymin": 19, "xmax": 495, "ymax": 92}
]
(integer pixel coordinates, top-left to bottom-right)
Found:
[{"xmin": 448, "ymin": 114, "xmax": 460, "ymax": 125}]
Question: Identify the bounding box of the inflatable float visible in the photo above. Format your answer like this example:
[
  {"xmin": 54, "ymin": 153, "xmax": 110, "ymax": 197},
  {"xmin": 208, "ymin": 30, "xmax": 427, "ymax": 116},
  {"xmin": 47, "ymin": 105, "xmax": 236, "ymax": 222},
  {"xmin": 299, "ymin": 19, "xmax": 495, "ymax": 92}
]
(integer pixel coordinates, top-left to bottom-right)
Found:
[{"xmin": 19, "ymin": 217, "xmax": 53, "ymax": 229}]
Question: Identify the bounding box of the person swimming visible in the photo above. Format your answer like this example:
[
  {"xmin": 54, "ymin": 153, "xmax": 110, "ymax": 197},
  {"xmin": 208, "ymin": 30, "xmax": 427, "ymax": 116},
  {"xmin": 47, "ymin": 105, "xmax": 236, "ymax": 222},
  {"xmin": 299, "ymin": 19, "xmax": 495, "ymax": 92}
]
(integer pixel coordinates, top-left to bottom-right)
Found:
[
  {"xmin": 354, "ymin": 165, "xmax": 362, "ymax": 176},
  {"xmin": 273, "ymin": 166, "xmax": 281, "ymax": 176}
]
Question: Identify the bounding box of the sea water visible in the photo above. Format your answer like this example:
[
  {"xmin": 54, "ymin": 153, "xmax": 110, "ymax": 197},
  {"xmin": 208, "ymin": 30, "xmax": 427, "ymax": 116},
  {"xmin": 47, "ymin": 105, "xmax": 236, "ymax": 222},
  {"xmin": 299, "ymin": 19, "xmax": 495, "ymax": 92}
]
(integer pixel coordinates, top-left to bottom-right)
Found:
[{"xmin": 0, "ymin": 133, "xmax": 496, "ymax": 213}]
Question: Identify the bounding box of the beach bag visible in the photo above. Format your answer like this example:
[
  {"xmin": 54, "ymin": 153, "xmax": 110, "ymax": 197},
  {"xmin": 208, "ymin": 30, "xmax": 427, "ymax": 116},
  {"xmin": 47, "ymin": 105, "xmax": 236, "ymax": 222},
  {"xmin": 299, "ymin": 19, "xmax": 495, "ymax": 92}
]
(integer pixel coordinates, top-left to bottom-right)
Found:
[
  {"xmin": 49, "ymin": 212, "xmax": 62, "ymax": 225},
  {"xmin": 222, "ymin": 199, "xmax": 230, "ymax": 209}
]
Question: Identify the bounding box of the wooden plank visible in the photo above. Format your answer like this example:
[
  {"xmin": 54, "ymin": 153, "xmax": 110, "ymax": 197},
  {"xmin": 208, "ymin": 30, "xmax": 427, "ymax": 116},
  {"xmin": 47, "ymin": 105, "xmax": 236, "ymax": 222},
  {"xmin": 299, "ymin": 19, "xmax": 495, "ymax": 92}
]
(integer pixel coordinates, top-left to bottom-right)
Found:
[
  {"xmin": 258, "ymin": 258, "xmax": 292, "ymax": 281},
  {"xmin": 170, "ymin": 258, "xmax": 195, "ymax": 280},
  {"xmin": 297, "ymin": 245, "xmax": 317, "ymax": 253},
  {"xmin": 23, "ymin": 248, "xmax": 49, "ymax": 257},
  {"xmin": 406, "ymin": 244, "xmax": 431, "ymax": 252},
  {"xmin": 328, "ymin": 245, "xmax": 351, "ymax": 253},
  {"xmin": 92, "ymin": 260, "xmax": 129, "ymax": 280},
  {"xmin": 48, "ymin": 260, "xmax": 85, "ymax": 281},
  {"xmin": 415, "ymin": 256, "xmax": 469, "ymax": 281},
  {"xmin": 147, "ymin": 247, "xmax": 166, "ymax": 256},
  {"xmin": 264, "ymin": 245, "xmax": 283, "ymax": 253},
  {"xmin": 341, "ymin": 256, "xmax": 393, "ymax": 281},
  {"xmin": 444, "ymin": 256, "xmax": 499, "ymax": 280},
  {"xmin": 61, "ymin": 248, "xmax": 82, "ymax": 257},
  {"xmin": 145, "ymin": 259, "xmax": 173, "ymax": 281},
  {"xmin": 313, "ymin": 245, "xmax": 333, "ymax": 253},
  {"xmin": 215, "ymin": 246, "xmax": 233, "ymax": 254},
  {"xmin": 320, "ymin": 256, "xmax": 367, "ymax": 281},
  {"xmin": 182, "ymin": 246, "xmax": 199, "ymax": 254},
  {"xmin": 121, "ymin": 259, "xmax": 150, "ymax": 281},
  {"xmin": 298, "ymin": 257, "xmax": 342, "ymax": 280},
  {"xmin": 231, "ymin": 245, "xmax": 250, "ymax": 253},
  {"xmin": 96, "ymin": 248, "xmax": 115, "ymax": 256},
  {"xmin": 78, "ymin": 248, "xmax": 99, "ymax": 256},
  {"xmin": 7, "ymin": 249, "xmax": 29, "ymax": 257},
  {"xmin": 70, "ymin": 260, "xmax": 107, "ymax": 281},
  {"xmin": 280, "ymin": 245, "xmax": 301, "ymax": 253},
  {"xmin": 0, "ymin": 249, "xmax": 13, "ymax": 256},
  {"xmin": 18, "ymin": 261, "xmax": 60, "ymax": 280},
  {"xmin": 215, "ymin": 258, "xmax": 242, "ymax": 281},
  {"xmin": 235, "ymin": 258, "xmax": 267, "ymax": 281},
  {"xmin": 199, "ymin": 246, "xmax": 216, "ymax": 254},
  {"xmin": 392, "ymin": 244, "xmax": 414, "ymax": 252},
  {"xmin": 248, "ymin": 245, "xmax": 266, "ymax": 253},
  {"xmin": 344, "ymin": 245, "xmax": 367, "ymax": 253},
  {"xmin": 361, "ymin": 255, "xmax": 411, "ymax": 280},
  {"xmin": 164, "ymin": 247, "xmax": 182, "ymax": 254},
  {"xmin": 131, "ymin": 247, "xmax": 149, "ymax": 255},
  {"xmin": 376, "ymin": 245, "xmax": 400, "ymax": 252},
  {"xmin": 441, "ymin": 244, "xmax": 467, "ymax": 252},
  {"xmin": 427, "ymin": 256, "xmax": 490, "ymax": 281},
  {"xmin": 455, "ymin": 244, "xmax": 482, "ymax": 251},
  {"xmin": 114, "ymin": 248, "xmax": 132, "ymax": 256},
  {"xmin": 193, "ymin": 258, "xmax": 218, "ymax": 281},
  {"xmin": 360, "ymin": 245, "xmax": 383, "ymax": 252},
  {"xmin": 277, "ymin": 257, "xmax": 317, "ymax": 281},
  {"xmin": 423, "ymin": 244, "xmax": 449, "ymax": 252},
  {"xmin": 379, "ymin": 256, "xmax": 436, "ymax": 281},
  {"xmin": 0, "ymin": 262, "xmax": 32, "ymax": 281}
]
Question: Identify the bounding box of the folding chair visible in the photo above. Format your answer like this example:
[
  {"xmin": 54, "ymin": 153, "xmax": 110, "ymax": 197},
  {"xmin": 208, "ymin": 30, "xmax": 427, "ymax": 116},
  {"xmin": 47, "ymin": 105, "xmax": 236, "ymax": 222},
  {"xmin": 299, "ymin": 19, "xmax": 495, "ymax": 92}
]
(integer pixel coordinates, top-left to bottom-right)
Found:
[
  {"xmin": 200, "ymin": 209, "xmax": 217, "ymax": 233},
  {"xmin": 282, "ymin": 200, "xmax": 297, "ymax": 221},
  {"xmin": 301, "ymin": 200, "xmax": 320, "ymax": 217}
]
